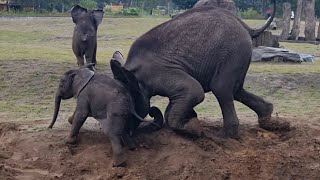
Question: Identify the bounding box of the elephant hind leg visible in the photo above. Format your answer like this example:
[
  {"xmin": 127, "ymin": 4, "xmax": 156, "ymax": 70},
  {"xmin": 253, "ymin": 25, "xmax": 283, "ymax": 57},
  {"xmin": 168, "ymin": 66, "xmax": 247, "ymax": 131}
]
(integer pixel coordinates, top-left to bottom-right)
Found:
[
  {"xmin": 234, "ymin": 88, "xmax": 273, "ymax": 118},
  {"xmin": 234, "ymin": 88, "xmax": 290, "ymax": 131},
  {"xmin": 163, "ymin": 71, "xmax": 205, "ymax": 137},
  {"xmin": 211, "ymin": 86, "xmax": 240, "ymax": 139}
]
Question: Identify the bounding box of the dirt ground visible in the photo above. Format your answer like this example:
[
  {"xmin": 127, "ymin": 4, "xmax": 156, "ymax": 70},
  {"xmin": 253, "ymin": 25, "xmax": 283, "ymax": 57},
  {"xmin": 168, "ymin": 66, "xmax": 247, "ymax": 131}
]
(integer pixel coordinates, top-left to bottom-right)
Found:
[
  {"xmin": 0, "ymin": 60, "xmax": 320, "ymax": 180},
  {"xmin": 1, "ymin": 118, "xmax": 320, "ymax": 180}
]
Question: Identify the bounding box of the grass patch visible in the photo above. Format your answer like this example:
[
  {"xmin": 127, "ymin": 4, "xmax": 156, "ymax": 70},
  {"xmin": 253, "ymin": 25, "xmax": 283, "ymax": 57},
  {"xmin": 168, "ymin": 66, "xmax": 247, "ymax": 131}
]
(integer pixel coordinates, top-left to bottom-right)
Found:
[{"xmin": 0, "ymin": 17, "xmax": 319, "ymax": 121}]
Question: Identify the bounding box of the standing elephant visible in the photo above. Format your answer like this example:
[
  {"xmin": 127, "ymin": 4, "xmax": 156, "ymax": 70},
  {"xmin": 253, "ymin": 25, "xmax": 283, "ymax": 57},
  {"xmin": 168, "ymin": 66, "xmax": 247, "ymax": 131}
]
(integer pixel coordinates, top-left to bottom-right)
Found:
[
  {"xmin": 71, "ymin": 5, "xmax": 104, "ymax": 66},
  {"xmin": 112, "ymin": 0, "xmax": 289, "ymax": 139},
  {"xmin": 48, "ymin": 64, "xmax": 163, "ymax": 166}
]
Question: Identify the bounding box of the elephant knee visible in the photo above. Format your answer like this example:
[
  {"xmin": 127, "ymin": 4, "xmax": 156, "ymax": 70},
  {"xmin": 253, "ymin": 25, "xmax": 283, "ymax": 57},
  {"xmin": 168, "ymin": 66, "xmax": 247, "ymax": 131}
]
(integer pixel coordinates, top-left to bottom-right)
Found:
[{"xmin": 186, "ymin": 87, "xmax": 205, "ymax": 106}]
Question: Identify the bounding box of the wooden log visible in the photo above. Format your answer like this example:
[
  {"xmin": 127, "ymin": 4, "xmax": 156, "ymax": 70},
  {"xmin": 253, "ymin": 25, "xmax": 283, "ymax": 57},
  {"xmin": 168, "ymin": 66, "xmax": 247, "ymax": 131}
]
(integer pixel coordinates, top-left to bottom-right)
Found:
[
  {"xmin": 252, "ymin": 46, "xmax": 315, "ymax": 63},
  {"xmin": 278, "ymin": 39, "xmax": 320, "ymax": 45}
]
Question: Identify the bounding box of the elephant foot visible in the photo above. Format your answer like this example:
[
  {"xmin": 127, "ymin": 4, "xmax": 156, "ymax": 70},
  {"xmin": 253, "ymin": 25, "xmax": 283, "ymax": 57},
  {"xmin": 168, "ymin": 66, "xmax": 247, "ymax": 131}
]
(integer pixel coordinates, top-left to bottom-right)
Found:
[
  {"xmin": 66, "ymin": 136, "xmax": 77, "ymax": 144},
  {"xmin": 259, "ymin": 116, "xmax": 291, "ymax": 131},
  {"xmin": 112, "ymin": 154, "xmax": 127, "ymax": 167},
  {"xmin": 173, "ymin": 117, "xmax": 203, "ymax": 137},
  {"xmin": 217, "ymin": 126, "xmax": 240, "ymax": 139}
]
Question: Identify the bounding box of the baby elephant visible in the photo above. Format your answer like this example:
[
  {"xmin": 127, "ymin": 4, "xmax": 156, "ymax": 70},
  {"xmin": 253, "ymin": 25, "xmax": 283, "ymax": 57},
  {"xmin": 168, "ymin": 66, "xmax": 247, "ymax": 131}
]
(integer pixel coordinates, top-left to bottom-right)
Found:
[
  {"xmin": 71, "ymin": 5, "xmax": 104, "ymax": 66},
  {"xmin": 48, "ymin": 64, "xmax": 163, "ymax": 166}
]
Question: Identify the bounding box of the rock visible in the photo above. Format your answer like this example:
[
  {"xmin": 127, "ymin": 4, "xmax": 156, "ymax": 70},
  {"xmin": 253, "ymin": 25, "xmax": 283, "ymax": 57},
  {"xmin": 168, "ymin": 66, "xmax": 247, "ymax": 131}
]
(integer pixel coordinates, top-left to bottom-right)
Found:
[{"xmin": 252, "ymin": 46, "xmax": 315, "ymax": 63}]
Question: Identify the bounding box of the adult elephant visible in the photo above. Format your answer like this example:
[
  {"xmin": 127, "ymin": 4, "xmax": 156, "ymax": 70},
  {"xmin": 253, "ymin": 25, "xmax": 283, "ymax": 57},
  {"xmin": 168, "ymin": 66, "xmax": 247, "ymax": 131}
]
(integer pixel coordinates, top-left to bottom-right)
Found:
[
  {"xmin": 193, "ymin": 0, "xmax": 237, "ymax": 14},
  {"xmin": 113, "ymin": 0, "xmax": 289, "ymax": 138}
]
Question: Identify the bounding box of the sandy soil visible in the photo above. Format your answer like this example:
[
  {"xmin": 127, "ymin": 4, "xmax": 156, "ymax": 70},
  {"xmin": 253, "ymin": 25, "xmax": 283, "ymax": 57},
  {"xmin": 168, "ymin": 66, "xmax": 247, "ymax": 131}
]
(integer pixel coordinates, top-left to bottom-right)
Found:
[{"xmin": 0, "ymin": 116, "xmax": 320, "ymax": 180}]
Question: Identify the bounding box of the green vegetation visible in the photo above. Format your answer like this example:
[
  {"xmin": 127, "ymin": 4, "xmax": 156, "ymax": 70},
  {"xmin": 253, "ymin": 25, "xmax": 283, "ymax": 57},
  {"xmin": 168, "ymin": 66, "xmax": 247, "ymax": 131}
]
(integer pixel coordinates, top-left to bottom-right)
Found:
[
  {"xmin": 0, "ymin": 17, "xmax": 319, "ymax": 122},
  {"xmin": 238, "ymin": 8, "xmax": 262, "ymax": 19}
]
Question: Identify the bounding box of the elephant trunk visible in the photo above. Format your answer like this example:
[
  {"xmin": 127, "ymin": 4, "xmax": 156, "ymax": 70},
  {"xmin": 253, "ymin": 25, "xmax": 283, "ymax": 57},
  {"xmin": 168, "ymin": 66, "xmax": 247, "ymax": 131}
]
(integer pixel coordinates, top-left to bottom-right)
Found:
[
  {"xmin": 133, "ymin": 106, "xmax": 164, "ymax": 134},
  {"xmin": 48, "ymin": 94, "xmax": 61, "ymax": 129}
]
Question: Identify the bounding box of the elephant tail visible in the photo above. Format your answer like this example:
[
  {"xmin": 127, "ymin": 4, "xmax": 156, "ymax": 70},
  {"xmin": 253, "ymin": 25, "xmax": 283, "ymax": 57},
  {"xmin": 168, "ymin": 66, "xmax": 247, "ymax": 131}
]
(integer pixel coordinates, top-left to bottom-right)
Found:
[
  {"xmin": 239, "ymin": 0, "xmax": 276, "ymax": 38},
  {"xmin": 131, "ymin": 106, "xmax": 164, "ymax": 134}
]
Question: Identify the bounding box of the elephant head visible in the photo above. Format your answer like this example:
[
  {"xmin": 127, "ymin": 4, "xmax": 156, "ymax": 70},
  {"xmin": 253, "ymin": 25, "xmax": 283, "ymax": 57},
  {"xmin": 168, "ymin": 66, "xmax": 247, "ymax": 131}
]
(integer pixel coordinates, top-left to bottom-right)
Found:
[
  {"xmin": 110, "ymin": 51, "xmax": 150, "ymax": 119},
  {"xmin": 48, "ymin": 64, "xmax": 95, "ymax": 129},
  {"xmin": 71, "ymin": 5, "xmax": 104, "ymax": 38}
]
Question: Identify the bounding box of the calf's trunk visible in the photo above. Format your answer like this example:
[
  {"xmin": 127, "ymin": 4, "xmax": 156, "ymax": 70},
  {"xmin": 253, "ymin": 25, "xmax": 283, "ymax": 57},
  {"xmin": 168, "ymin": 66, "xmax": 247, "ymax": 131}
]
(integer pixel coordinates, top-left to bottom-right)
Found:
[{"xmin": 48, "ymin": 94, "xmax": 61, "ymax": 128}]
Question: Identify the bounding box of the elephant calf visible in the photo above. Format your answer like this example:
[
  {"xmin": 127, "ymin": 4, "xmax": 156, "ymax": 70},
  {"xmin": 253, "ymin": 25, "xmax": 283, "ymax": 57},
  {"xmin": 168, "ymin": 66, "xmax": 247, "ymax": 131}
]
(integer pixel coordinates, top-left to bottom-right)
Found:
[
  {"xmin": 48, "ymin": 64, "xmax": 163, "ymax": 167},
  {"xmin": 71, "ymin": 5, "xmax": 104, "ymax": 66}
]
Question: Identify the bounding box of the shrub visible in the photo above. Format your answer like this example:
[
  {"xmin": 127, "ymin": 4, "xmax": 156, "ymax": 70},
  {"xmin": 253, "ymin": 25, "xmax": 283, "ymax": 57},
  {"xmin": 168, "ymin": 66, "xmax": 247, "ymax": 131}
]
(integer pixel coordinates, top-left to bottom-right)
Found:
[
  {"xmin": 239, "ymin": 8, "xmax": 262, "ymax": 19},
  {"xmin": 114, "ymin": 8, "xmax": 143, "ymax": 16},
  {"xmin": 79, "ymin": 0, "xmax": 97, "ymax": 10}
]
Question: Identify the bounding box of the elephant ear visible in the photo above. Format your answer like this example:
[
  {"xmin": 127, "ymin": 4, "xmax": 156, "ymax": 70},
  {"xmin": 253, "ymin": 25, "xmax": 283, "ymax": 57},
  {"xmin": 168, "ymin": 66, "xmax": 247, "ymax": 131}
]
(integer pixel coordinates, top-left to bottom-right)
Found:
[
  {"xmin": 112, "ymin": 51, "xmax": 125, "ymax": 66},
  {"xmin": 110, "ymin": 59, "xmax": 139, "ymax": 92},
  {"xmin": 83, "ymin": 63, "xmax": 96, "ymax": 71},
  {"xmin": 92, "ymin": 10, "xmax": 104, "ymax": 27},
  {"xmin": 62, "ymin": 70, "xmax": 77, "ymax": 92},
  {"xmin": 75, "ymin": 68, "xmax": 95, "ymax": 97},
  {"xmin": 71, "ymin": 5, "xmax": 87, "ymax": 24}
]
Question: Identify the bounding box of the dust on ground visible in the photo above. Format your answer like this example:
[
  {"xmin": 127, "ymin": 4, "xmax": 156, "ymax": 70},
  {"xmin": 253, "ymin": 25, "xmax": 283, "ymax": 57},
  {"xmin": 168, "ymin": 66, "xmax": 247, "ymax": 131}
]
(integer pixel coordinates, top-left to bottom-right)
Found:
[
  {"xmin": 0, "ymin": 117, "xmax": 320, "ymax": 180},
  {"xmin": 1, "ymin": 60, "xmax": 320, "ymax": 179}
]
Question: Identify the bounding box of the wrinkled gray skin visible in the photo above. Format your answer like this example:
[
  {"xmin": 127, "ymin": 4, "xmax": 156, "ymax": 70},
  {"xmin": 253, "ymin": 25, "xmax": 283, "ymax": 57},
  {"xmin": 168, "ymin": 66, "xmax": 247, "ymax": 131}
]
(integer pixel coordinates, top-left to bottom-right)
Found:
[
  {"xmin": 48, "ymin": 64, "xmax": 163, "ymax": 166},
  {"xmin": 113, "ymin": 0, "xmax": 289, "ymax": 139},
  {"xmin": 71, "ymin": 5, "xmax": 104, "ymax": 66}
]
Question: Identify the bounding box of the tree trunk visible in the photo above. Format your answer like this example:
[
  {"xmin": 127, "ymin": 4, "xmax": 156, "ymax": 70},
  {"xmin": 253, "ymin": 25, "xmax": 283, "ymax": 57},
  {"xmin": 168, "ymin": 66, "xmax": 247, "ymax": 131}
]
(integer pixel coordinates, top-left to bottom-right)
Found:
[
  {"xmin": 289, "ymin": 0, "xmax": 303, "ymax": 40},
  {"xmin": 6, "ymin": 0, "xmax": 9, "ymax": 12},
  {"xmin": 280, "ymin": 2, "xmax": 291, "ymax": 40},
  {"xmin": 304, "ymin": 0, "xmax": 316, "ymax": 41},
  {"xmin": 61, "ymin": 3, "xmax": 64, "ymax": 13},
  {"xmin": 317, "ymin": 19, "xmax": 320, "ymax": 40},
  {"xmin": 165, "ymin": 0, "xmax": 171, "ymax": 15},
  {"xmin": 252, "ymin": 31, "xmax": 279, "ymax": 48}
]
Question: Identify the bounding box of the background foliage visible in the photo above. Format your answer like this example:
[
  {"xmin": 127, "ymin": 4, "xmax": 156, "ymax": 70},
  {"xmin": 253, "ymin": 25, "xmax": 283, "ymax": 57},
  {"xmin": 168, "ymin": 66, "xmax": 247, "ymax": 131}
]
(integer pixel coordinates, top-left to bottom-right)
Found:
[{"xmin": 3, "ymin": 0, "xmax": 320, "ymax": 17}]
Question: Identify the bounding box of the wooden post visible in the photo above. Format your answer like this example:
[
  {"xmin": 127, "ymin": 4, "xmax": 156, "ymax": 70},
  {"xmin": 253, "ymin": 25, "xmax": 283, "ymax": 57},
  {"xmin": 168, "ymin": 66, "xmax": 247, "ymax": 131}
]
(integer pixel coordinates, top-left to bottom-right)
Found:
[
  {"xmin": 280, "ymin": 2, "xmax": 291, "ymax": 40},
  {"xmin": 289, "ymin": 0, "xmax": 303, "ymax": 40},
  {"xmin": 304, "ymin": 0, "xmax": 316, "ymax": 41}
]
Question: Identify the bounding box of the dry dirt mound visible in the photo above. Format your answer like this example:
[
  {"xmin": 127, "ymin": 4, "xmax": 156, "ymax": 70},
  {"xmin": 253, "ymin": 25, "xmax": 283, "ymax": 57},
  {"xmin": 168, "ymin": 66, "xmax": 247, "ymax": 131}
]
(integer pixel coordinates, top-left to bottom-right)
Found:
[{"xmin": 0, "ymin": 119, "xmax": 320, "ymax": 180}]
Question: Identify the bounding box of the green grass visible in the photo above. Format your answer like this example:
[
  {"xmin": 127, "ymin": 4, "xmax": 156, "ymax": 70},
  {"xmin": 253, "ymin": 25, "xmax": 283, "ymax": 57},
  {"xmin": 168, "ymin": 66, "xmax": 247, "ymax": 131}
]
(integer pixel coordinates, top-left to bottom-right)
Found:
[
  {"xmin": 0, "ymin": 17, "xmax": 168, "ymax": 62},
  {"xmin": 0, "ymin": 17, "xmax": 319, "ymax": 122}
]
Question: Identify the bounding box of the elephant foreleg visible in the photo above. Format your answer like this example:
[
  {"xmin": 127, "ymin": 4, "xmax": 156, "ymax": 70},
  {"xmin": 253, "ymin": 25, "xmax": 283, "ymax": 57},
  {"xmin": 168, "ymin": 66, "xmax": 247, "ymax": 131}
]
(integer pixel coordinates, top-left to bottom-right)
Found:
[
  {"xmin": 75, "ymin": 54, "xmax": 85, "ymax": 67},
  {"xmin": 67, "ymin": 111, "xmax": 76, "ymax": 125},
  {"xmin": 66, "ymin": 106, "xmax": 88, "ymax": 144},
  {"xmin": 84, "ymin": 45, "xmax": 96, "ymax": 65},
  {"xmin": 162, "ymin": 71, "xmax": 205, "ymax": 137},
  {"xmin": 101, "ymin": 114, "xmax": 126, "ymax": 167}
]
